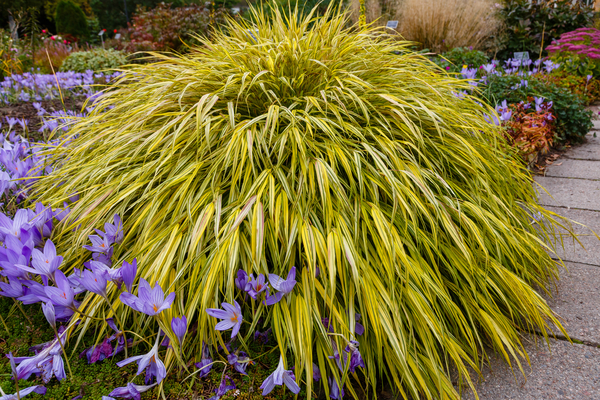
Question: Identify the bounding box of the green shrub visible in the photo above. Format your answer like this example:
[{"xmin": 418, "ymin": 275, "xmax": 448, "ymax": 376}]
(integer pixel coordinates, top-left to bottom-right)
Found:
[
  {"xmin": 33, "ymin": 7, "xmax": 574, "ymax": 399},
  {"xmin": 497, "ymin": 0, "xmax": 594, "ymax": 60},
  {"xmin": 433, "ymin": 46, "xmax": 489, "ymax": 73},
  {"xmin": 59, "ymin": 48, "xmax": 127, "ymax": 72},
  {"xmin": 55, "ymin": 0, "xmax": 89, "ymax": 41},
  {"xmin": 481, "ymin": 73, "xmax": 593, "ymax": 142}
]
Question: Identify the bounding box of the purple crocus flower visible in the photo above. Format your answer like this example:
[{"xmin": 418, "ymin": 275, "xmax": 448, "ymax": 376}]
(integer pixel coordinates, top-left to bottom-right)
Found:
[
  {"xmin": 265, "ymin": 267, "xmax": 297, "ymax": 305},
  {"xmin": 234, "ymin": 269, "xmax": 249, "ymax": 291},
  {"xmin": 121, "ymin": 259, "xmax": 137, "ymax": 292},
  {"xmin": 83, "ymin": 234, "xmax": 112, "ymax": 254},
  {"xmin": 108, "ymin": 382, "xmax": 157, "ymax": 400},
  {"xmin": 0, "ymin": 385, "xmax": 47, "ymax": 400},
  {"xmin": 78, "ymin": 268, "xmax": 108, "ymax": 297},
  {"xmin": 329, "ymin": 376, "xmax": 345, "ymax": 400},
  {"xmin": 209, "ymin": 375, "xmax": 236, "ymax": 400},
  {"xmin": 80, "ymin": 318, "xmax": 130, "ymax": 364},
  {"xmin": 0, "ymin": 278, "xmax": 24, "ymax": 298},
  {"xmin": 120, "ymin": 278, "xmax": 175, "ymax": 316},
  {"xmin": 194, "ymin": 343, "xmax": 212, "ymax": 378},
  {"xmin": 104, "ymin": 214, "xmax": 124, "ymax": 244},
  {"xmin": 247, "ymin": 274, "xmax": 268, "ymax": 299},
  {"xmin": 0, "ymin": 209, "xmax": 31, "ymax": 240},
  {"xmin": 171, "ymin": 316, "xmax": 187, "ymax": 344},
  {"xmin": 260, "ymin": 356, "xmax": 301, "ymax": 395},
  {"xmin": 44, "ymin": 270, "xmax": 75, "ymax": 308},
  {"xmin": 116, "ymin": 333, "xmax": 166, "ymax": 384},
  {"xmin": 344, "ymin": 340, "xmax": 364, "ymax": 373},
  {"xmin": 206, "ymin": 301, "xmax": 243, "ymax": 338},
  {"xmin": 355, "ymin": 314, "xmax": 365, "ymax": 336},
  {"xmin": 227, "ymin": 351, "xmax": 252, "ymax": 375},
  {"xmin": 312, "ymin": 363, "xmax": 321, "ymax": 381}
]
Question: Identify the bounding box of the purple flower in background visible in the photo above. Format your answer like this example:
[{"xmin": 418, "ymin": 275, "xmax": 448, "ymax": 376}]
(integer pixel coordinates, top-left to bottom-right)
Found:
[
  {"xmin": 120, "ymin": 278, "xmax": 175, "ymax": 316},
  {"xmin": 587, "ymin": 74, "xmax": 593, "ymax": 82},
  {"xmin": 194, "ymin": 343, "xmax": 212, "ymax": 378},
  {"xmin": 171, "ymin": 316, "xmax": 187, "ymax": 344},
  {"xmin": 227, "ymin": 351, "xmax": 252, "ymax": 375},
  {"xmin": 344, "ymin": 340, "xmax": 364, "ymax": 373},
  {"xmin": 247, "ymin": 273, "xmax": 268, "ymax": 299},
  {"xmin": 312, "ymin": 363, "xmax": 321, "ymax": 381},
  {"xmin": 329, "ymin": 376, "xmax": 345, "ymax": 400},
  {"xmin": 116, "ymin": 334, "xmax": 166, "ymax": 384},
  {"xmin": 354, "ymin": 313, "xmax": 365, "ymax": 336},
  {"xmin": 206, "ymin": 301, "xmax": 243, "ymax": 338},
  {"xmin": 121, "ymin": 259, "xmax": 137, "ymax": 292},
  {"xmin": 265, "ymin": 267, "xmax": 297, "ymax": 305},
  {"xmin": 209, "ymin": 375, "xmax": 236, "ymax": 400},
  {"xmin": 260, "ymin": 356, "xmax": 301, "ymax": 395},
  {"xmin": 254, "ymin": 328, "xmax": 271, "ymax": 344},
  {"xmin": 483, "ymin": 113, "xmax": 500, "ymax": 126},
  {"xmin": 108, "ymin": 382, "xmax": 157, "ymax": 400},
  {"xmin": 234, "ymin": 269, "xmax": 248, "ymax": 291}
]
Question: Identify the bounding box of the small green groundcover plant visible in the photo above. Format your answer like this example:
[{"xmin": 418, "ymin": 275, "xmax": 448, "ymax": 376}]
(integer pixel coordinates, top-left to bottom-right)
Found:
[
  {"xmin": 59, "ymin": 48, "xmax": 128, "ymax": 73},
  {"xmin": 31, "ymin": 6, "xmax": 576, "ymax": 400}
]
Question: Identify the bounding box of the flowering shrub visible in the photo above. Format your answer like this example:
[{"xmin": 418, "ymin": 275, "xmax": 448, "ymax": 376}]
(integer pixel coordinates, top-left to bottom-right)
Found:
[
  {"xmin": 116, "ymin": 3, "xmax": 229, "ymax": 54},
  {"xmin": 546, "ymin": 28, "xmax": 600, "ymax": 78}
]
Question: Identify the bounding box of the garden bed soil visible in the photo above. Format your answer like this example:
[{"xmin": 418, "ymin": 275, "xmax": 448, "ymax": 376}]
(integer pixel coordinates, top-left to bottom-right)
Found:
[{"xmin": 0, "ymin": 97, "xmax": 85, "ymax": 142}]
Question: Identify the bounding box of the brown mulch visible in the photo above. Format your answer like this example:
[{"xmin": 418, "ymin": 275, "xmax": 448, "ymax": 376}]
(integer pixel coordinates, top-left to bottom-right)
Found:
[{"xmin": 0, "ymin": 97, "xmax": 85, "ymax": 142}]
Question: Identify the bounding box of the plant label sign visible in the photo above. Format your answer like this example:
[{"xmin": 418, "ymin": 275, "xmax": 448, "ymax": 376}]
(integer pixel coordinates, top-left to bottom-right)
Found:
[
  {"xmin": 513, "ymin": 51, "xmax": 530, "ymax": 60},
  {"xmin": 386, "ymin": 20, "xmax": 398, "ymax": 29},
  {"xmin": 98, "ymin": 30, "xmax": 105, "ymax": 36},
  {"xmin": 115, "ymin": 33, "xmax": 121, "ymax": 40}
]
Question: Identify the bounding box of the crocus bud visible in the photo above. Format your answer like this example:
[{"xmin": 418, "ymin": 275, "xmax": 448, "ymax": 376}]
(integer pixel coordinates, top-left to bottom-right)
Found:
[
  {"xmin": 42, "ymin": 302, "xmax": 56, "ymax": 329},
  {"xmin": 171, "ymin": 315, "xmax": 188, "ymax": 344},
  {"xmin": 121, "ymin": 258, "xmax": 137, "ymax": 292}
]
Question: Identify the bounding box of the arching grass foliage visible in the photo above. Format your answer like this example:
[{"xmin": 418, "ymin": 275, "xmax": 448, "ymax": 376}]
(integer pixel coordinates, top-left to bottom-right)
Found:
[{"xmin": 32, "ymin": 7, "xmax": 573, "ymax": 399}]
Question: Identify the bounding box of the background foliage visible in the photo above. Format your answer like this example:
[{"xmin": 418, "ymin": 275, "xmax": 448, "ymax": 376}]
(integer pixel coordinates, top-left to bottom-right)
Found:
[
  {"xmin": 59, "ymin": 48, "xmax": 127, "ymax": 72},
  {"xmin": 497, "ymin": 0, "xmax": 595, "ymax": 60},
  {"xmin": 55, "ymin": 0, "xmax": 89, "ymax": 41},
  {"xmin": 481, "ymin": 73, "xmax": 593, "ymax": 143}
]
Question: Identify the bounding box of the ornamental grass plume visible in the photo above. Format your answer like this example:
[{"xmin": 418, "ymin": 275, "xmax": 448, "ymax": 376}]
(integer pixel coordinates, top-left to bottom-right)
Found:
[{"xmin": 32, "ymin": 6, "xmax": 575, "ymax": 399}]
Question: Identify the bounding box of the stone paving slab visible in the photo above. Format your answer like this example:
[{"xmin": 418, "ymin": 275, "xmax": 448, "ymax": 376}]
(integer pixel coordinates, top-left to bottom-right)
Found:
[
  {"xmin": 461, "ymin": 338, "xmax": 600, "ymax": 400},
  {"xmin": 542, "ymin": 262, "xmax": 600, "ymax": 344},
  {"xmin": 535, "ymin": 176, "xmax": 600, "ymax": 211},
  {"xmin": 544, "ymin": 158, "xmax": 600, "ymax": 180},
  {"xmin": 564, "ymin": 137, "xmax": 600, "ymax": 160},
  {"xmin": 541, "ymin": 207, "xmax": 600, "ymax": 266}
]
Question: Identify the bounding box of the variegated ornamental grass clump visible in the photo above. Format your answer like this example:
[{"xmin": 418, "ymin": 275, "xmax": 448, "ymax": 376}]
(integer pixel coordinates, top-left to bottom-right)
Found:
[{"xmin": 31, "ymin": 7, "xmax": 574, "ymax": 399}]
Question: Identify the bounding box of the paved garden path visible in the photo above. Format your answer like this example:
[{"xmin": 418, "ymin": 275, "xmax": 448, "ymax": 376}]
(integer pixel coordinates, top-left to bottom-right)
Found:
[{"xmin": 460, "ymin": 105, "xmax": 600, "ymax": 400}]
